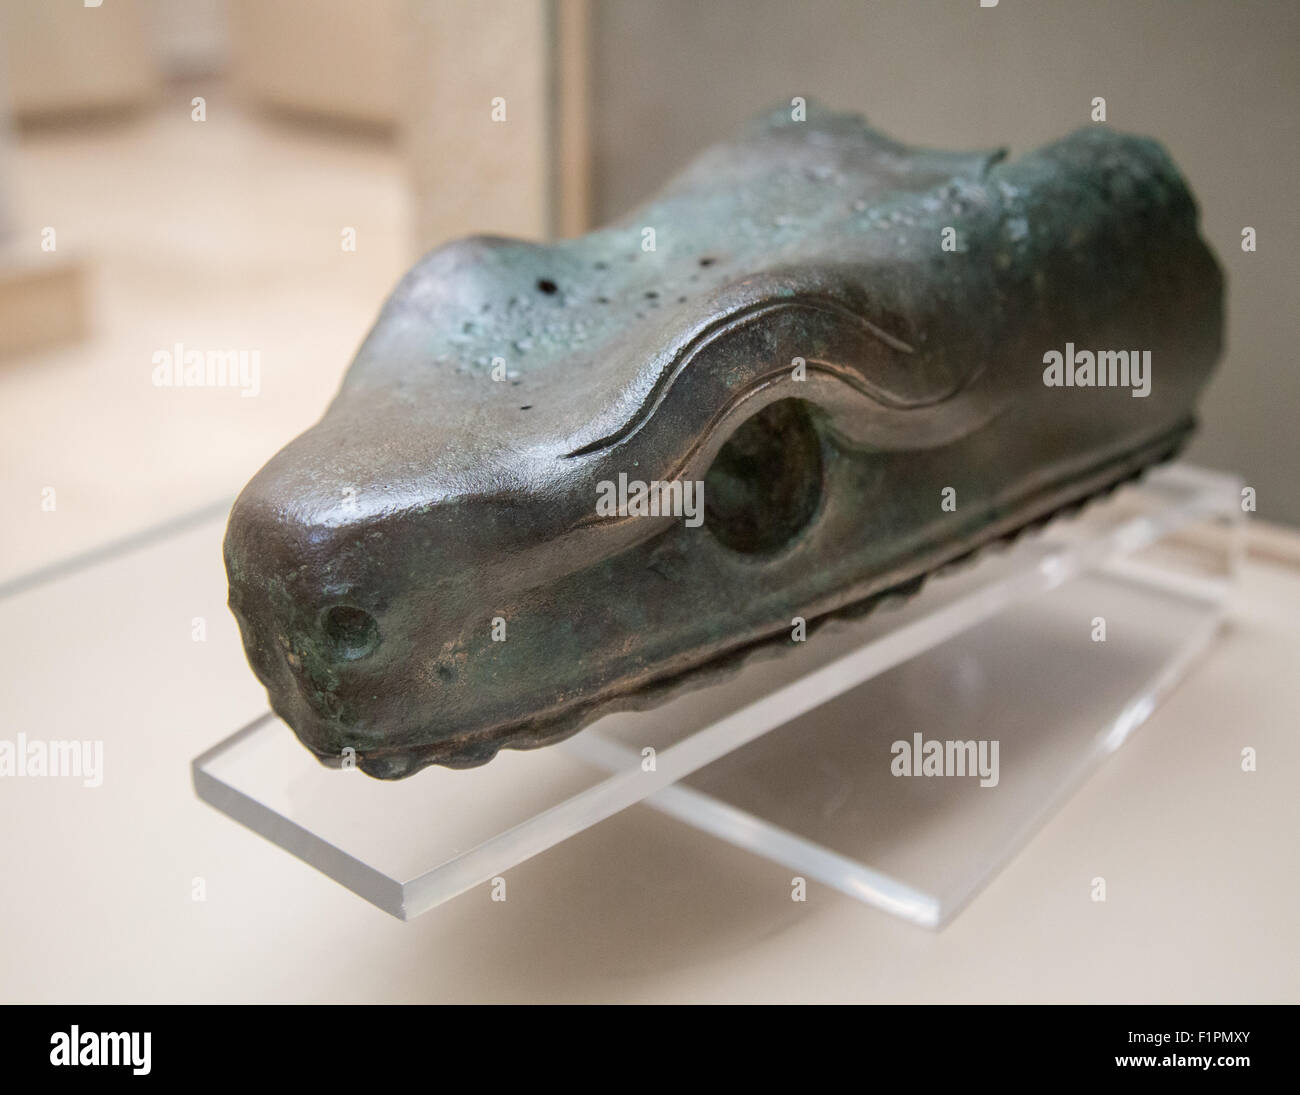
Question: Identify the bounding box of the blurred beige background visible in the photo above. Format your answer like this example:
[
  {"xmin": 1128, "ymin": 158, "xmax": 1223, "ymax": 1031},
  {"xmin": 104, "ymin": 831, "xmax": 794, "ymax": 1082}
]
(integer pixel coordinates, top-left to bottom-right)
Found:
[
  {"xmin": 0, "ymin": 0, "xmax": 1296, "ymax": 1007},
  {"xmin": 0, "ymin": 0, "xmax": 1296, "ymax": 590}
]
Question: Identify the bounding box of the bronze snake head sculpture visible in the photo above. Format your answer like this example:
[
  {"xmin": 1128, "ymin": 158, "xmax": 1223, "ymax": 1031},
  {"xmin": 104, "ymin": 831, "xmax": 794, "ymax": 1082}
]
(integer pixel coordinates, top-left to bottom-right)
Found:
[{"xmin": 224, "ymin": 106, "xmax": 1222, "ymax": 778}]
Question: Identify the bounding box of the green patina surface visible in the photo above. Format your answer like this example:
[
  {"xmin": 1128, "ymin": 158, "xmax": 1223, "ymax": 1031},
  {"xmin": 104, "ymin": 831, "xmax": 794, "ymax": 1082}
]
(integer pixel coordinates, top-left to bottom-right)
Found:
[{"xmin": 224, "ymin": 104, "xmax": 1223, "ymax": 778}]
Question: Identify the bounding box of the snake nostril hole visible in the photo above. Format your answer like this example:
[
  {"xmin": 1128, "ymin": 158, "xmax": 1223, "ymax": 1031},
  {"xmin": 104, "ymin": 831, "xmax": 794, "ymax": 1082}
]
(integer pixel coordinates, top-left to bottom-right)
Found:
[{"xmin": 321, "ymin": 605, "xmax": 380, "ymax": 661}]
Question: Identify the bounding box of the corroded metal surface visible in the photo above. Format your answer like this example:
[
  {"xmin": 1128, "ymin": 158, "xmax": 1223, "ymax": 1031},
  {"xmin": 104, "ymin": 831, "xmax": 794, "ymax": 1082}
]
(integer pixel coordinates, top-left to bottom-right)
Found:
[{"xmin": 225, "ymin": 105, "xmax": 1223, "ymax": 778}]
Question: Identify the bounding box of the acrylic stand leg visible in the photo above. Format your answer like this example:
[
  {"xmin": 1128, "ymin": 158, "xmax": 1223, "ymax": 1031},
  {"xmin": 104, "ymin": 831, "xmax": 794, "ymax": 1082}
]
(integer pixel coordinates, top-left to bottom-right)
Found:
[{"xmin": 193, "ymin": 464, "xmax": 1243, "ymax": 926}]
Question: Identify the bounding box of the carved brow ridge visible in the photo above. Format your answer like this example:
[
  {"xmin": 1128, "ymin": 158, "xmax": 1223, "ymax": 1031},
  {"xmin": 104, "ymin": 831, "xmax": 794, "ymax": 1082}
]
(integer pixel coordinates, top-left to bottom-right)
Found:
[{"xmin": 563, "ymin": 294, "xmax": 917, "ymax": 459}]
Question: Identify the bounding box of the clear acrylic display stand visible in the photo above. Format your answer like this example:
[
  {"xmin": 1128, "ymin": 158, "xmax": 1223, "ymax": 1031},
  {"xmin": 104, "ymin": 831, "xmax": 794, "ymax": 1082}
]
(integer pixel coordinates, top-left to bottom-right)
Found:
[{"xmin": 193, "ymin": 464, "xmax": 1243, "ymax": 928}]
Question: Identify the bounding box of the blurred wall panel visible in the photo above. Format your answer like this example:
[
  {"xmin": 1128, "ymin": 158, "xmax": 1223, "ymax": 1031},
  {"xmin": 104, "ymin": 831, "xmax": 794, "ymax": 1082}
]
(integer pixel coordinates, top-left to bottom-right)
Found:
[
  {"xmin": 0, "ymin": 43, "xmax": 11, "ymax": 240},
  {"xmin": 587, "ymin": 0, "xmax": 1300, "ymax": 526},
  {"xmin": 146, "ymin": 0, "xmax": 230, "ymax": 79},
  {"xmin": 1, "ymin": 0, "xmax": 160, "ymax": 122},
  {"xmin": 229, "ymin": 0, "xmax": 401, "ymax": 128},
  {"xmin": 552, "ymin": 0, "xmax": 591, "ymax": 238},
  {"xmin": 0, "ymin": 21, "xmax": 87, "ymax": 356},
  {"xmin": 407, "ymin": 0, "xmax": 553, "ymax": 249}
]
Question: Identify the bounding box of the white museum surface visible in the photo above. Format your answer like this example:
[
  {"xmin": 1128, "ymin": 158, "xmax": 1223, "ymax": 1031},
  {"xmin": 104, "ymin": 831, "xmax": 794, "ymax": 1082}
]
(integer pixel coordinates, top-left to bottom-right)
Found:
[{"xmin": 1, "ymin": 481, "xmax": 1296, "ymax": 1004}]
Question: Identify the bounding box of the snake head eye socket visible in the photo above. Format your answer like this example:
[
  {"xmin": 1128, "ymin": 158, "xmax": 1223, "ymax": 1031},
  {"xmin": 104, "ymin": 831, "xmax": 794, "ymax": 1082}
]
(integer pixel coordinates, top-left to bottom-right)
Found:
[{"xmin": 703, "ymin": 398, "xmax": 825, "ymax": 555}]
